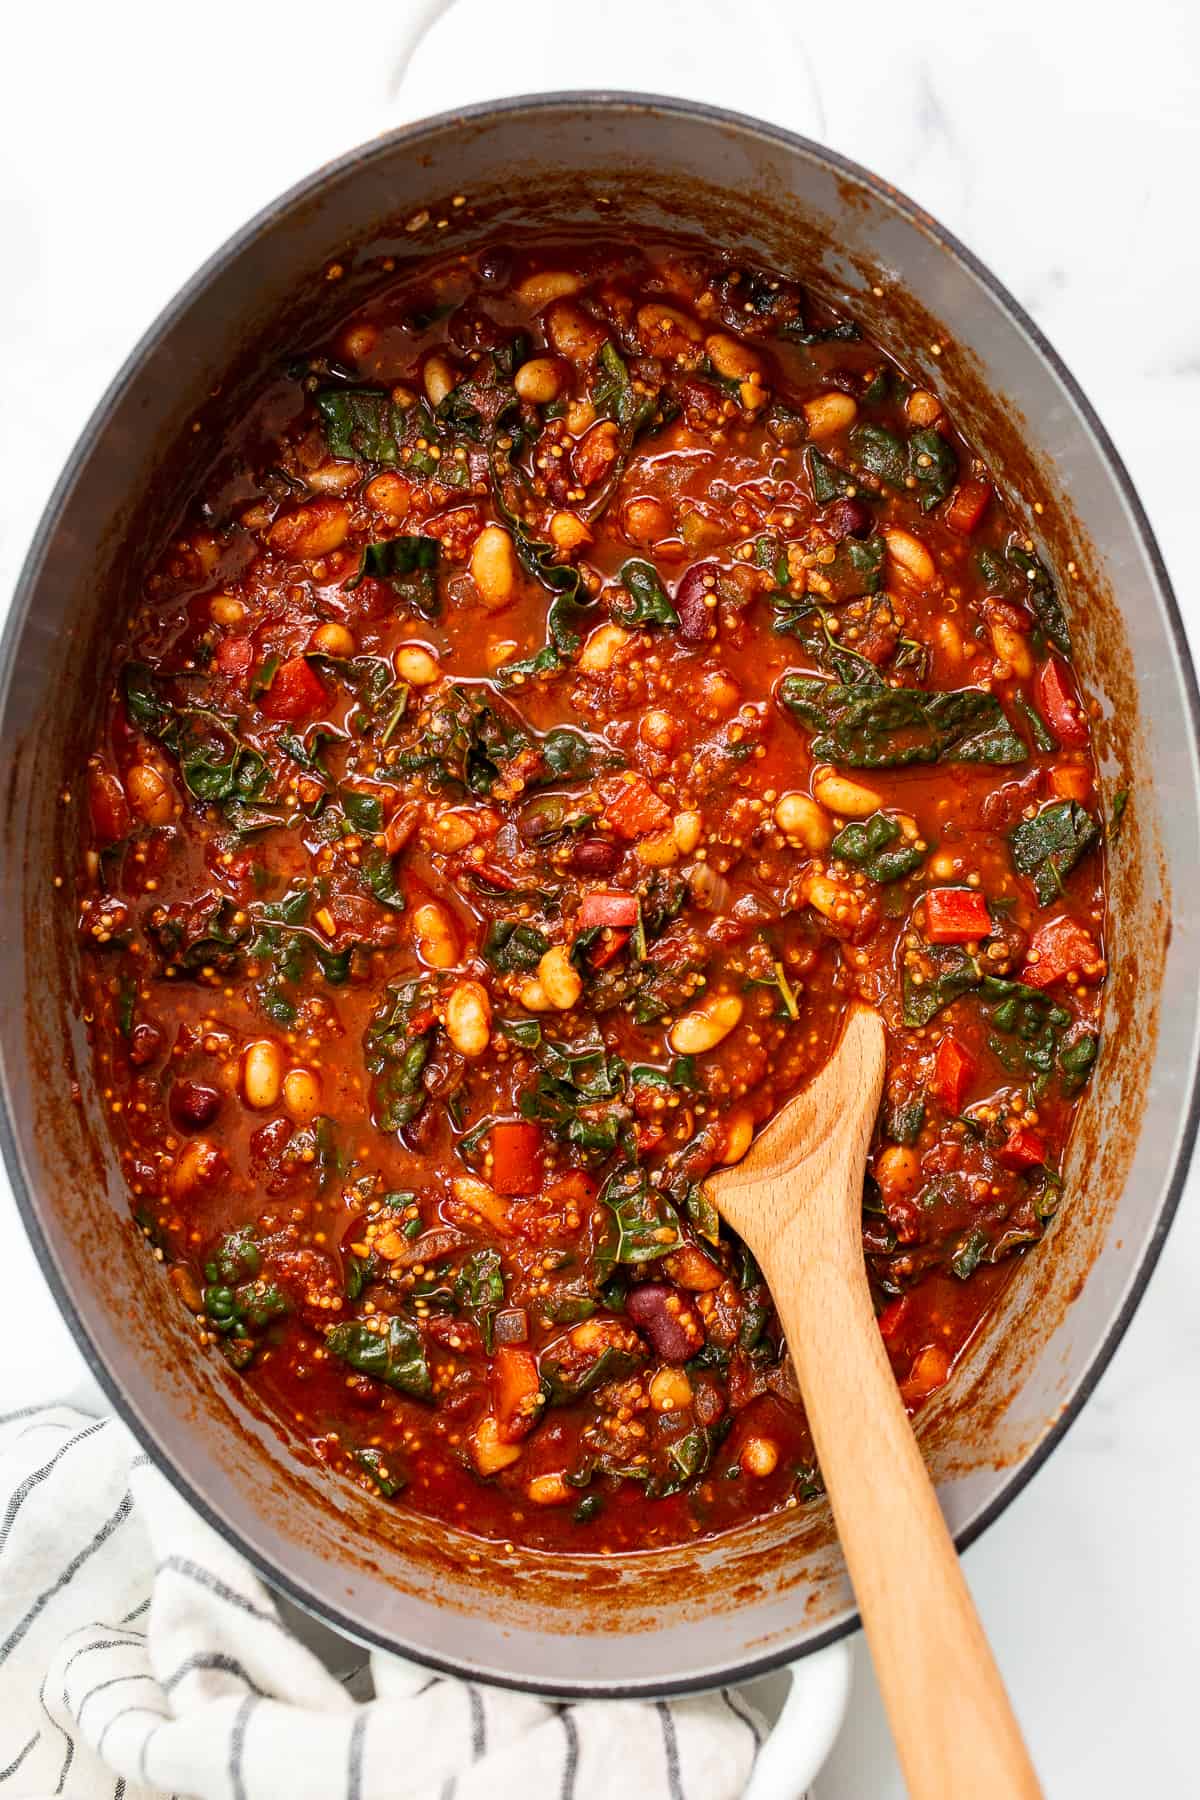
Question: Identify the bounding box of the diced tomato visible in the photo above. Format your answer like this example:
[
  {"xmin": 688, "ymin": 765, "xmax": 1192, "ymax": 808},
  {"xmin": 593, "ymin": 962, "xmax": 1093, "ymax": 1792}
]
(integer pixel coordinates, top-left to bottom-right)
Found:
[
  {"xmin": 259, "ymin": 655, "xmax": 328, "ymax": 721},
  {"xmin": 1036, "ymin": 658, "xmax": 1090, "ymax": 747},
  {"xmin": 87, "ymin": 768, "xmax": 130, "ymax": 845},
  {"xmin": 931, "ymin": 1035, "xmax": 977, "ymax": 1115},
  {"xmin": 492, "ymin": 1346, "xmax": 544, "ymax": 1443},
  {"xmin": 997, "ymin": 1125, "xmax": 1047, "ymax": 1171},
  {"xmin": 877, "ymin": 1293, "xmax": 912, "ymax": 1342},
  {"xmin": 599, "ymin": 774, "xmax": 671, "ymax": 840},
  {"xmin": 216, "ymin": 636, "xmax": 254, "ymax": 678},
  {"xmin": 1020, "ymin": 914, "xmax": 1104, "ymax": 988},
  {"xmin": 924, "ymin": 887, "xmax": 991, "ymax": 943},
  {"xmin": 575, "ymin": 890, "xmax": 640, "ymax": 930},
  {"xmin": 1049, "ymin": 763, "xmax": 1093, "ymax": 803},
  {"xmin": 490, "ymin": 1120, "xmax": 544, "ymax": 1197},
  {"xmin": 635, "ymin": 1121, "xmax": 667, "ymax": 1156},
  {"xmin": 944, "ymin": 478, "xmax": 992, "ymax": 536}
]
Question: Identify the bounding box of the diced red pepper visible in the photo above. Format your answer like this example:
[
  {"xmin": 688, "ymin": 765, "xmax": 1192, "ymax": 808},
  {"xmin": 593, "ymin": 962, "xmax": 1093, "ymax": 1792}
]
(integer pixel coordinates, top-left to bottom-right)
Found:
[
  {"xmin": 585, "ymin": 929, "xmax": 630, "ymax": 969},
  {"xmin": 1049, "ymin": 763, "xmax": 1093, "ymax": 803},
  {"xmin": 489, "ymin": 1120, "xmax": 544, "ymax": 1197},
  {"xmin": 599, "ymin": 774, "xmax": 672, "ymax": 840},
  {"xmin": 259, "ymin": 655, "xmax": 328, "ymax": 722},
  {"xmin": 931, "ymin": 1035, "xmax": 977, "ymax": 1115},
  {"xmin": 1020, "ymin": 915, "xmax": 1104, "ymax": 988},
  {"xmin": 216, "ymin": 636, "xmax": 254, "ymax": 678},
  {"xmin": 492, "ymin": 1346, "xmax": 544, "ymax": 1443},
  {"xmin": 1036, "ymin": 658, "xmax": 1089, "ymax": 748},
  {"xmin": 575, "ymin": 891, "xmax": 640, "ymax": 930},
  {"xmin": 924, "ymin": 887, "xmax": 991, "ymax": 943},
  {"xmin": 877, "ymin": 1293, "xmax": 912, "ymax": 1342},
  {"xmin": 944, "ymin": 478, "xmax": 992, "ymax": 536},
  {"xmin": 88, "ymin": 768, "xmax": 130, "ymax": 845},
  {"xmin": 997, "ymin": 1125, "xmax": 1047, "ymax": 1171}
]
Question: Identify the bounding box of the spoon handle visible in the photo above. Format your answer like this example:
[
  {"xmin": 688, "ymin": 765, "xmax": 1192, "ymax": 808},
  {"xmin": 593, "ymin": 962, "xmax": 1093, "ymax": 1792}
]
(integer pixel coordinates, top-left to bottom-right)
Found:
[{"xmin": 773, "ymin": 1224, "xmax": 1042, "ymax": 1799}]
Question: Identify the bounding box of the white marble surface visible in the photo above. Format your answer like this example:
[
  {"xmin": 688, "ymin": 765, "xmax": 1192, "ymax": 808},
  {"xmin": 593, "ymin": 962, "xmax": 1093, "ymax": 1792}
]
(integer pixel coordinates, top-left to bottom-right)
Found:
[{"xmin": 2, "ymin": 1, "xmax": 1198, "ymax": 1791}]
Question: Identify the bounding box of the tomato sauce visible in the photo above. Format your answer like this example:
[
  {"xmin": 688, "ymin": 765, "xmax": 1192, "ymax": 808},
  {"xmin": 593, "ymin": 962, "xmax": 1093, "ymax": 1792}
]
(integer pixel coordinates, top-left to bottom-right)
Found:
[{"xmin": 76, "ymin": 236, "xmax": 1107, "ymax": 1553}]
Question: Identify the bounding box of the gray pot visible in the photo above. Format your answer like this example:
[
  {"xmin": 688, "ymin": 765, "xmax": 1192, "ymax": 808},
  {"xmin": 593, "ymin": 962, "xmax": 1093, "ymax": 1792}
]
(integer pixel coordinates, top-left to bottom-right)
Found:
[{"xmin": 2, "ymin": 94, "xmax": 1196, "ymax": 1697}]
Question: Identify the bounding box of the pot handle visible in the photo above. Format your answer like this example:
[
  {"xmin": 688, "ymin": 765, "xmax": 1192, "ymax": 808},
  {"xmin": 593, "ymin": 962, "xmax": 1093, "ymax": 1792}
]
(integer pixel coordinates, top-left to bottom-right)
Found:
[{"xmin": 742, "ymin": 1640, "xmax": 852, "ymax": 1800}]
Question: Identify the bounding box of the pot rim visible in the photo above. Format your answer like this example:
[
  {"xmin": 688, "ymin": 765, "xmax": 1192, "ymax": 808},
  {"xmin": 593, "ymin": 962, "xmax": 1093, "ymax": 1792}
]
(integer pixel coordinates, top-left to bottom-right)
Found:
[{"xmin": 3, "ymin": 89, "xmax": 1198, "ymax": 1698}]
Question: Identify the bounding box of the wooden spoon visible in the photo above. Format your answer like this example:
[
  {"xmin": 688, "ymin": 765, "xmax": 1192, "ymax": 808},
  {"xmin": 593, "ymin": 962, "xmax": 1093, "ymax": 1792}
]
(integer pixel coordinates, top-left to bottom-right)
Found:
[{"xmin": 708, "ymin": 1003, "xmax": 1041, "ymax": 1798}]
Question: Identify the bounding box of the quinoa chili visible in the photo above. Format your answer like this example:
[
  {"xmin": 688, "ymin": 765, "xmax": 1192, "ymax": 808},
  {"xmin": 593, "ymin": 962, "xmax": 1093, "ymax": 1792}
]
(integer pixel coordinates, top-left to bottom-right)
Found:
[{"xmin": 76, "ymin": 236, "xmax": 1108, "ymax": 1553}]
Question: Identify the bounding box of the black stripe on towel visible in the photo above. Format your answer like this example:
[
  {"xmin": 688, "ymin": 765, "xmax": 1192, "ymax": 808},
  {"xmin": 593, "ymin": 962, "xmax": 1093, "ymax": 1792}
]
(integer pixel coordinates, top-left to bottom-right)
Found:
[
  {"xmin": 75, "ymin": 1670, "xmax": 158, "ymax": 1725},
  {"xmin": 721, "ymin": 1686, "xmax": 763, "ymax": 1749},
  {"xmin": 468, "ymin": 1683, "xmax": 486, "ymax": 1758},
  {"xmin": 228, "ymin": 1693, "xmax": 258, "ymax": 1800},
  {"xmin": 0, "ymin": 1490, "xmax": 134, "ymax": 1666},
  {"xmin": 559, "ymin": 1709, "xmax": 580, "ymax": 1800},
  {"xmin": 0, "ymin": 1419, "xmax": 109, "ymax": 1565},
  {"xmin": 162, "ymin": 1651, "xmax": 266, "ymax": 1698},
  {"xmin": 347, "ymin": 1708, "xmax": 368, "ymax": 1800},
  {"xmin": 0, "ymin": 1731, "xmax": 39, "ymax": 1781},
  {"xmin": 656, "ymin": 1701, "xmax": 684, "ymax": 1800},
  {"xmin": 96, "ymin": 1703, "xmax": 171, "ymax": 1764},
  {"xmin": 158, "ymin": 1557, "xmax": 280, "ymax": 1626}
]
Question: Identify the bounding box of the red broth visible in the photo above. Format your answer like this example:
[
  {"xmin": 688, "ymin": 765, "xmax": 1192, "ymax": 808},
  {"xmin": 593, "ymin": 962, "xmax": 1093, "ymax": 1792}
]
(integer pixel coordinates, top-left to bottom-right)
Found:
[{"xmin": 76, "ymin": 238, "xmax": 1106, "ymax": 1552}]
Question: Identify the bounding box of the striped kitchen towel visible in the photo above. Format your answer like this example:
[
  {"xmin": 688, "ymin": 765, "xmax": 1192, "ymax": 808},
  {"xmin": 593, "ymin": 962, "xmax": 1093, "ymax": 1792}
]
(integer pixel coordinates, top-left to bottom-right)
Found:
[{"xmin": 0, "ymin": 1407, "xmax": 767, "ymax": 1798}]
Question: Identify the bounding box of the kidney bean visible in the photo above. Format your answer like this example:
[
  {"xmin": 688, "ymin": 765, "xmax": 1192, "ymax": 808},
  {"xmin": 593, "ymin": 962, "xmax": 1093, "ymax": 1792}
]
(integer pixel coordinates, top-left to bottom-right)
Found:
[
  {"xmin": 128, "ymin": 1022, "xmax": 163, "ymax": 1066},
  {"xmin": 169, "ymin": 1081, "xmax": 222, "ymax": 1132},
  {"xmin": 625, "ymin": 1283, "xmax": 705, "ymax": 1363},
  {"xmin": 476, "ymin": 246, "xmax": 513, "ymax": 288},
  {"xmin": 823, "ymin": 497, "xmax": 874, "ymax": 540},
  {"xmin": 569, "ymin": 835, "xmax": 621, "ymax": 876},
  {"xmin": 673, "ymin": 561, "xmax": 720, "ymax": 641}
]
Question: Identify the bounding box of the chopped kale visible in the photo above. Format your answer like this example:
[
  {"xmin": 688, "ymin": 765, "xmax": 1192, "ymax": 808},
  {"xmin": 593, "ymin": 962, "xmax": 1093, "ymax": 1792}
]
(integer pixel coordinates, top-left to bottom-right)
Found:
[
  {"xmin": 347, "ymin": 536, "xmax": 440, "ymax": 619},
  {"xmin": 902, "ymin": 948, "xmax": 985, "ymax": 1027},
  {"xmin": 325, "ymin": 1315, "xmax": 432, "ymax": 1399},
  {"xmin": 831, "ymin": 812, "xmax": 925, "ymax": 884},
  {"xmin": 613, "ymin": 559, "xmax": 680, "ymax": 629},
  {"xmin": 595, "ymin": 1164, "xmax": 684, "ymax": 1282},
  {"xmin": 363, "ymin": 979, "xmax": 435, "ymax": 1131},
  {"xmin": 779, "ymin": 675, "xmax": 1026, "ymax": 768},
  {"xmin": 1010, "ymin": 801, "xmax": 1100, "ymax": 904},
  {"xmin": 454, "ymin": 1247, "xmax": 505, "ymax": 1351}
]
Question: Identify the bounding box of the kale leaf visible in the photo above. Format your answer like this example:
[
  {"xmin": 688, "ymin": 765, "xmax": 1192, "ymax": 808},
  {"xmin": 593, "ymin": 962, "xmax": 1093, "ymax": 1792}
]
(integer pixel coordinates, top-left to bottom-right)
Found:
[
  {"xmin": 347, "ymin": 536, "xmax": 440, "ymax": 619},
  {"xmin": 779, "ymin": 676, "xmax": 1026, "ymax": 768},
  {"xmin": 613, "ymin": 560, "xmax": 680, "ymax": 629},
  {"xmin": 1010, "ymin": 801, "xmax": 1100, "ymax": 904},
  {"xmin": 325, "ymin": 1315, "xmax": 433, "ymax": 1399},
  {"xmin": 595, "ymin": 1164, "xmax": 684, "ymax": 1282},
  {"xmin": 831, "ymin": 812, "xmax": 925, "ymax": 884}
]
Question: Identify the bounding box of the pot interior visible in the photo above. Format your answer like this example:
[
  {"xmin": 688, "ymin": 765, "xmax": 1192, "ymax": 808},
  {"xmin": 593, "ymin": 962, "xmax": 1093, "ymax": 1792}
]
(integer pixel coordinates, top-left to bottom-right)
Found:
[{"xmin": 2, "ymin": 96, "xmax": 1196, "ymax": 1694}]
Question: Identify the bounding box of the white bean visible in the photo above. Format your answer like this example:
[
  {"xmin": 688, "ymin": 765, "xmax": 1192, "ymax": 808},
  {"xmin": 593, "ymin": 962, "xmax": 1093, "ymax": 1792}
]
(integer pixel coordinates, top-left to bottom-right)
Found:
[
  {"xmin": 470, "ymin": 526, "xmax": 517, "ymax": 610},
  {"xmin": 579, "ymin": 622, "xmax": 630, "ymax": 672},
  {"xmin": 669, "ymin": 993, "xmax": 743, "ymax": 1055},
  {"xmin": 514, "ymin": 356, "xmax": 564, "ymax": 403},
  {"xmin": 282, "ymin": 1068, "xmax": 321, "ymax": 1122},
  {"xmin": 394, "ymin": 643, "xmax": 441, "ymax": 687},
  {"xmin": 242, "ymin": 1039, "xmax": 283, "ymax": 1110},
  {"xmin": 803, "ymin": 391, "xmax": 858, "ymax": 439},
  {"xmin": 444, "ymin": 980, "xmax": 491, "ymax": 1057},
  {"xmin": 536, "ymin": 946, "xmax": 582, "ymax": 1011},
  {"xmin": 812, "ymin": 769, "xmax": 882, "ymax": 818},
  {"xmin": 413, "ymin": 902, "xmax": 458, "ymax": 969},
  {"xmin": 774, "ymin": 792, "xmax": 832, "ymax": 850},
  {"xmin": 423, "ymin": 353, "xmax": 458, "ymax": 408}
]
